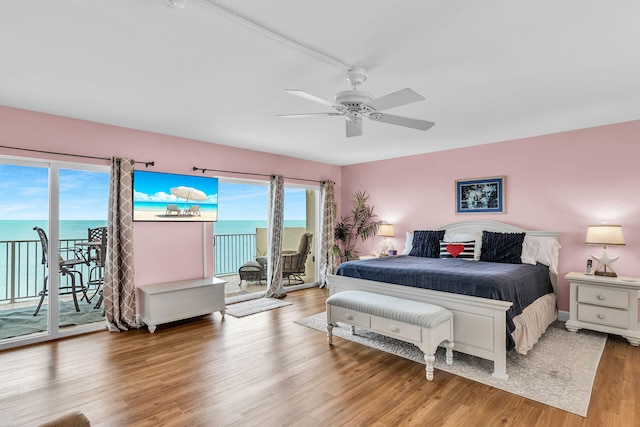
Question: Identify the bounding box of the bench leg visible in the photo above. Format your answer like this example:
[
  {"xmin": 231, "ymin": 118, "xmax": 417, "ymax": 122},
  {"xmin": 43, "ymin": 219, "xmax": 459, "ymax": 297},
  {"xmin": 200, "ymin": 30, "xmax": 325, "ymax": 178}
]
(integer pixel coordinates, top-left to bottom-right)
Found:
[
  {"xmin": 444, "ymin": 341, "xmax": 454, "ymax": 366},
  {"xmin": 327, "ymin": 323, "xmax": 333, "ymax": 345},
  {"xmin": 424, "ymin": 353, "xmax": 436, "ymax": 381}
]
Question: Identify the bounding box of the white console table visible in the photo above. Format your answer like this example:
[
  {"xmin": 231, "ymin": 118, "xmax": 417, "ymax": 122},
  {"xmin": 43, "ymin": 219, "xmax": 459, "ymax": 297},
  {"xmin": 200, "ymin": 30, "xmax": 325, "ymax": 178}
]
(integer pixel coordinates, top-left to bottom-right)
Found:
[{"xmin": 139, "ymin": 277, "xmax": 227, "ymax": 333}]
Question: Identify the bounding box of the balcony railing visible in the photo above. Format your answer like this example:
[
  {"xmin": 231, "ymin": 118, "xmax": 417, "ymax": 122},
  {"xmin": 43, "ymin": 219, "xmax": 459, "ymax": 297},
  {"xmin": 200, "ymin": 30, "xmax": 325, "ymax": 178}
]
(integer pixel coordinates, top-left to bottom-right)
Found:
[
  {"xmin": 0, "ymin": 238, "xmax": 94, "ymax": 303},
  {"xmin": 1, "ymin": 234, "xmax": 257, "ymax": 303},
  {"xmin": 215, "ymin": 234, "xmax": 258, "ymax": 276}
]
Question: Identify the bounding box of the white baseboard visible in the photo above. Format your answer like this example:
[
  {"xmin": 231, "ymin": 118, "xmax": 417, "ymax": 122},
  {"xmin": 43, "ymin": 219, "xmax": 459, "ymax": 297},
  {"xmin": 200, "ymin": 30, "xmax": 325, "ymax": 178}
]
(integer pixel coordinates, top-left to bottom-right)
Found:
[{"xmin": 557, "ymin": 310, "xmax": 569, "ymax": 322}]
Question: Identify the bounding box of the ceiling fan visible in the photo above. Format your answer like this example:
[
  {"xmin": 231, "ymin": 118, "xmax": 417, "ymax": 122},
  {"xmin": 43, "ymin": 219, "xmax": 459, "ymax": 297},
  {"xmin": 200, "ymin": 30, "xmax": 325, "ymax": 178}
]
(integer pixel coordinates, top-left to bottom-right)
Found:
[{"xmin": 279, "ymin": 67, "xmax": 435, "ymax": 137}]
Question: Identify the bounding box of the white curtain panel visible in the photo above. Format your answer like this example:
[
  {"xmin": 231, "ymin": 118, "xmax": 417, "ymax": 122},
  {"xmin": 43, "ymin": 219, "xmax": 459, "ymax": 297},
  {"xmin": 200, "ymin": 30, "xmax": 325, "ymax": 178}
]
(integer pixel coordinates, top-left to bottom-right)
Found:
[
  {"xmin": 265, "ymin": 174, "xmax": 286, "ymax": 298},
  {"xmin": 103, "ymin": 157, "xmax": 137, "ymax": 331},
  {"xmin": 318, "ymin": 180, "xmax": 336, "ymax": 288}
]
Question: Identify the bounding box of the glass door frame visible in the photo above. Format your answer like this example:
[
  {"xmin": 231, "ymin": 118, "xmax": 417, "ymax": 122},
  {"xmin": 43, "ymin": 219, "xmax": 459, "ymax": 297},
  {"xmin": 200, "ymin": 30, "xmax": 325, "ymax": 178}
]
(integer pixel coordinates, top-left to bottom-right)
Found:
[
  {"xmin": 277, "ymin": 180, "xmax": 321, "ymax": 289},
  {"xmin": 0, "ymin": 155, "xmax": 109, "ymax": 350},
  {"xmin": 213, "ymin": 177, "xmax": 321, "ymax": 289}
]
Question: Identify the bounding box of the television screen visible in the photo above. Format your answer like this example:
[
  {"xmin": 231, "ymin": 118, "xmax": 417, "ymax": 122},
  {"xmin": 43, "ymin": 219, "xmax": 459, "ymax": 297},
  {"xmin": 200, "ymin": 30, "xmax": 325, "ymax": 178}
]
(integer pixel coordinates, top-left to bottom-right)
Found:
[{"xmin": 133, "ymin": 170, "xmax": 218, "ymax": 222}]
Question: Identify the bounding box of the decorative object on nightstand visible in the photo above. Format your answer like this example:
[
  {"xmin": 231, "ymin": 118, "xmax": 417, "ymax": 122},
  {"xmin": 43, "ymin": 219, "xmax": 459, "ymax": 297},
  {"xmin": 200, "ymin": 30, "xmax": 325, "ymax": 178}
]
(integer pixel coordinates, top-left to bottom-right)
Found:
[
  {"xmin": 565, "ymin": 272, "xmax": 640, "ymax": 346},
  {"xmin": 378, "ymin": 223, "xmax": 395, "ymax": 256},
  {"xmin": 585, "ymin": 259, "xmax": 593, "ymax": 275},
  {"xmin": 585, "ymin": 224, "xmax": 625, "ymax": 277}
]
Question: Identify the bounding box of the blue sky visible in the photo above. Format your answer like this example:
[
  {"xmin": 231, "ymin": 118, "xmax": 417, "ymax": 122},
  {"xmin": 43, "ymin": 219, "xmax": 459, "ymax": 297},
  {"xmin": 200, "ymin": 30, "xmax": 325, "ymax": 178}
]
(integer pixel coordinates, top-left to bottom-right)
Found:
[
  {"xmin": 0, "ymin": 164, "xmax": 307, "ymax": 221},
  {"xmin": 217, "ymin": 182, "xmax": 307, "ymax": 221},
  {"xmin": 0, "ymin": 164, "xmax": 109, "ymax": 220},
  {"xmin": 133, "ymin": 170, "xmax": 219, "ymax": 204}
]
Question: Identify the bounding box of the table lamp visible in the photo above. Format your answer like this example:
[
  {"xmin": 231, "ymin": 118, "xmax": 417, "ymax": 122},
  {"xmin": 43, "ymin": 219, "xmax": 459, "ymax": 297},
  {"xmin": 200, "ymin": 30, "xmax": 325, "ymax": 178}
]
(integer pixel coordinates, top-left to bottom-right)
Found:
[
  {"xmin": 378, "ymin": 224, "xmax": 395, "ymax": 256},
  {"xmin": 585, "ymin": 224, "xmax": 625, "ymax": 277}
]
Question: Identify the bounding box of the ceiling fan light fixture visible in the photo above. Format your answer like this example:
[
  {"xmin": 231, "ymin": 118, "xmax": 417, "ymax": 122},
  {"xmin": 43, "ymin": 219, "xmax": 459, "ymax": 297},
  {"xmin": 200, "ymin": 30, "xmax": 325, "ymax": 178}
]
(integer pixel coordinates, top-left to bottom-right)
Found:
[
  {"xmin": 346, "ymin": 110, "xmax": 362, "ymax": 123},
  {"xmin": 345, "ymin": 67, "xmax": 367, "ymax": 89}
]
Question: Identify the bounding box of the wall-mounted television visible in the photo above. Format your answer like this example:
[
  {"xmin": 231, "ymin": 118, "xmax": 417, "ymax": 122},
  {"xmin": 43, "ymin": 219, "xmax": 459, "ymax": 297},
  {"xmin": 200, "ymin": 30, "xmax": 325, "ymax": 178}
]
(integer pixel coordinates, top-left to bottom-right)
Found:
[{"xmin": 133, "ymin": 170, "xmax": 218, "ymax": 222}]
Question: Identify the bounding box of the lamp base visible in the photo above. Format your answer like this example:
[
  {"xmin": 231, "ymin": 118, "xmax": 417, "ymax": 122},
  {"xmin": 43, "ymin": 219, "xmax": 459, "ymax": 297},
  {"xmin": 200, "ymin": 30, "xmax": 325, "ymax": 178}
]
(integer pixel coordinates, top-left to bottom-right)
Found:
[{"xmin": 595, "ymin": 271, "xmax": 617, "ymax": 278}]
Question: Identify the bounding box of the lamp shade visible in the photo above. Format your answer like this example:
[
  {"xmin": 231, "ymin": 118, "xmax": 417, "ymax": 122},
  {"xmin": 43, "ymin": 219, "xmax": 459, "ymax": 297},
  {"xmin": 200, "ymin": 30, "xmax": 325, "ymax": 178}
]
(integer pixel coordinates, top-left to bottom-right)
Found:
[
  {"xmin": 378, "ymin": 224, "xmax": 394, "ymax": 237},
  {"xmin": 585, "ymin": 225, "xmax": 625, "ymax": 245}
]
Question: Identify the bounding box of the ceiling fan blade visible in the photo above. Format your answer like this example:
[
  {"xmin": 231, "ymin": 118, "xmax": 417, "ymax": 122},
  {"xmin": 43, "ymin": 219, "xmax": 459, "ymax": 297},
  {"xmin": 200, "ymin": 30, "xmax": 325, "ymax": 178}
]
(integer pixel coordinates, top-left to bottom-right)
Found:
[
  {"xmin": 364, "ymin": 88, "xmax": 425, "ymax": 111},
  {"xmin": 285, "ymin": 90, "xmax": 336, "ymax": 107},
  {"xmin": 346, "ymin": 118, "xmax": 363, "ymax": 137},
  {"xmin": 373, "ymin": 113, "xmax": 435, "ymax": 131},
  {"xmin": 278, "ymin": 112, "xmax": 343, "ymax": 118}
]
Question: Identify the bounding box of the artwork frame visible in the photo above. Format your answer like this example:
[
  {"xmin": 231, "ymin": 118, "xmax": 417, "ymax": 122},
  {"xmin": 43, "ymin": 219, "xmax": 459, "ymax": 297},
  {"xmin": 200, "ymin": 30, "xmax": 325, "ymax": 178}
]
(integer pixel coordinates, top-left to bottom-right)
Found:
[
  {"xmin": 455, "ymin": 176, "xmax": 505, "ymax": 214},
  {"xmin": 133, "ymin": 170, "xmax": 218, "ymax": 222}
]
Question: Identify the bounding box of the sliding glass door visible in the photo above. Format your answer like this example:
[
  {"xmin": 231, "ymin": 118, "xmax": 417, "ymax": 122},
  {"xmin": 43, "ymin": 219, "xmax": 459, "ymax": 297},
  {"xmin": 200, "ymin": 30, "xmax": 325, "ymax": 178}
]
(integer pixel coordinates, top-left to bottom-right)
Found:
[
  {"xmin": 0, "ymin": 162, "xmax": 50, "ymax": 342},
  {"xmin": 57, "ymin": 167, "xmax": 108, "ymax": 334},
  {"xmin": 0, "ymin": 158, "xmax": 108, "ymax": 349},
  {"xmin": 214, "ymin": 178, "xmax": 319, "ymax": 298}
]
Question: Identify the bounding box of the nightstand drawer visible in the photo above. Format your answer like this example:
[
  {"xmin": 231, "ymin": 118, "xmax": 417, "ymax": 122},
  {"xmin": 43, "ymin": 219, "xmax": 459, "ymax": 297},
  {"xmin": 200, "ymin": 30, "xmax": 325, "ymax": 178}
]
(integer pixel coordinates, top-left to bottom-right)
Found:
[
  {"xmin": 371, "ymin": 316, "xmax": 422, "ymax": 342},
  {"xmin": 578, "ymin": 285, "xmax": 628, "ymax": 309},
  {"xmin": 330, "ymin": 306, "xmax": 370, "ymax": 329},
  {"xmin": 578, "ymin": 304, "xmax": 628, "ymax": 329}
]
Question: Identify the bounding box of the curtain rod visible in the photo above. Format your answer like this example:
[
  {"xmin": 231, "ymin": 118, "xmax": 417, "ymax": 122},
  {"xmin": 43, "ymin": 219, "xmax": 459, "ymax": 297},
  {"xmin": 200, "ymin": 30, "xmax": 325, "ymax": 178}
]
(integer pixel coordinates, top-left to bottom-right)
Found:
[
  {"xmin": 192, "ymin": 166, "xmax": 333, "ymax": 184},
  {"xmin": 0, "ymin": 145, "xmax": 155, "ymax": 167}
]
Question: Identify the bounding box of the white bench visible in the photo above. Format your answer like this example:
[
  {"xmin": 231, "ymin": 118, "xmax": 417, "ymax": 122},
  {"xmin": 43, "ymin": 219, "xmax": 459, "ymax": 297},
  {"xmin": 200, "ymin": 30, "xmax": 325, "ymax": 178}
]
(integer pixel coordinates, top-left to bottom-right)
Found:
[
  {"xmin": 326, "ymin": 290, "xmax": 454, "ymax": 381},
  {"xmin": 139, "ymin": 277, "xmax": 227, "ymax": 333}
]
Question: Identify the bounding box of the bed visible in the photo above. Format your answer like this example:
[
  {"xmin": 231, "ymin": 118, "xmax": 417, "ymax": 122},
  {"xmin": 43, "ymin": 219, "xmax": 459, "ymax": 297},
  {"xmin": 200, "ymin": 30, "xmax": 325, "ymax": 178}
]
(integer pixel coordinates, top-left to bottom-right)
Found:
[{"xmin": 327, "ymin": 220, "xmax": 560, "ymax": 379}]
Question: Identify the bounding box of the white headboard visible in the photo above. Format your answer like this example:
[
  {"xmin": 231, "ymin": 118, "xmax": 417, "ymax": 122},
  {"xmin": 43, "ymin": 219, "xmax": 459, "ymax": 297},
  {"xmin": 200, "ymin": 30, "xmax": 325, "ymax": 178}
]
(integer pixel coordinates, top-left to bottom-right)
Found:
[
  {"xmin": 436, "ymin": 220, "xmax": 560, "ymax": 293},
  {"xmin": 437, "ymin": 220, "xmax": 559, "ymax": 240}
]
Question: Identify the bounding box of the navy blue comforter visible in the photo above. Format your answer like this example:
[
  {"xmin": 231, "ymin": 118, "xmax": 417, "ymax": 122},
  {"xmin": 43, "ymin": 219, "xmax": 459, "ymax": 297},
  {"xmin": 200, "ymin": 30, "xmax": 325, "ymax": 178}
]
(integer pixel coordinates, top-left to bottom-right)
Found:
[{"xmin": 336, "ymin": 256, "xmax": 553, "ymax": 350}]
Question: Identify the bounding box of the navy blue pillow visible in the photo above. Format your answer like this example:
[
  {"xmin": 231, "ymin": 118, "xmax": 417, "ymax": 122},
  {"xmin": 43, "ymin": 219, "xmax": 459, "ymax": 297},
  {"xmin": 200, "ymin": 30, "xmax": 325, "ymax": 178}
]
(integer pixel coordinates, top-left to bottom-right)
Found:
[
  {"xmin": 480, "ymin": 231, "xmax": 525, "ymax": 264},
  {"xmin": 409, "ymin": 230, "xmax": 446, "ymax": 258}
]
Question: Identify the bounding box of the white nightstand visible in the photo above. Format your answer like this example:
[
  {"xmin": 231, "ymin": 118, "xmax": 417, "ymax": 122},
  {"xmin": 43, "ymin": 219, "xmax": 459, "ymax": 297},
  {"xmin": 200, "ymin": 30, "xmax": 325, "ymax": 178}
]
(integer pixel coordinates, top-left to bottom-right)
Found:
[{"xmin": 565, "ymin": 272, "xmax": 640, "ymax": 346}]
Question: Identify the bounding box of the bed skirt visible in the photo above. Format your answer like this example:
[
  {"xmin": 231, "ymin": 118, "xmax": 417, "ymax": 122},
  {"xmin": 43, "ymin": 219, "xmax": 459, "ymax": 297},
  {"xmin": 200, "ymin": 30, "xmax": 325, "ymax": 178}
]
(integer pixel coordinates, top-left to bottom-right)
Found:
[{"xmin": 511, "ymin": 293, "xmax": 557, "ymax": 354}]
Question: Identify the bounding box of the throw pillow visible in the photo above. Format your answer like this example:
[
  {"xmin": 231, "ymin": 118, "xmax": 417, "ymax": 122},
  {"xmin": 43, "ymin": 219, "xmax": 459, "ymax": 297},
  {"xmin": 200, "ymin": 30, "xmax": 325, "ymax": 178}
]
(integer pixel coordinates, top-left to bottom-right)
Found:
[
  {"xmin": 480, "ymin": 231, "xmax": 525, "ymax": 264},
  {"xmin": 439, "ymin": 241, "xmax": 475, "ymax": 259},
  {"xmin": 401, "ymin": 231, "xmax": 414, "ymax": 255},
  {"xmin": 409, "ymin": 230, "xmax": 446, "ymax": 258}
]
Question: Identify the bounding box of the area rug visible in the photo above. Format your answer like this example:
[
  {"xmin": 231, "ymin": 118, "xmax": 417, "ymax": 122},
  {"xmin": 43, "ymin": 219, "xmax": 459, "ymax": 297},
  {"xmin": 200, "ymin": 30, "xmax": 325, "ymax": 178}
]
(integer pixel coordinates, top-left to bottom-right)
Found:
[
  {"xmin": 296, "ymin": 312, "xmax": 606, "ymax": 417},
  {"xmin": 226, "ymin": 297, "xmax": 292, "ymax": 318},
  {"xmin": 0, "ymin": 300, "xmax": 104, "ymax": 340}
]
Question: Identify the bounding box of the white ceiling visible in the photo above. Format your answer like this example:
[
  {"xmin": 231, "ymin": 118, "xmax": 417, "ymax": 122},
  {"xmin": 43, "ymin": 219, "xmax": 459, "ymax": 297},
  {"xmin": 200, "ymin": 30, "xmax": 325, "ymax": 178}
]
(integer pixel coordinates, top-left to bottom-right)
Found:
[{"xmin": 1, "ymin": 1, "xmax": 639, "ymax": 166}]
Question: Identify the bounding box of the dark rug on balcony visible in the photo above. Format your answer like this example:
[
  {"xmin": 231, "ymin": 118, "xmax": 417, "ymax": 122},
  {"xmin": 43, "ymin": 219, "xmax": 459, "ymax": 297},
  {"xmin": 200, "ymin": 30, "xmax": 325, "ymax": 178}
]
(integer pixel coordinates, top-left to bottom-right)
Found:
[{"xmin": 0, "ymin": 300, "xmax": 104, "ymax": 340}]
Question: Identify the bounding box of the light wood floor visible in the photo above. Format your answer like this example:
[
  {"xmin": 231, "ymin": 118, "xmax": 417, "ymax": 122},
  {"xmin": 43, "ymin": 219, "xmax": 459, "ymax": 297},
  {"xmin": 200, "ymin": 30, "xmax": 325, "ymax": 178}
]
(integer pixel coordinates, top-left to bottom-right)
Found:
[{"xmin": 1, "ymin": 288, "xmax": 638, "ymax": 426}]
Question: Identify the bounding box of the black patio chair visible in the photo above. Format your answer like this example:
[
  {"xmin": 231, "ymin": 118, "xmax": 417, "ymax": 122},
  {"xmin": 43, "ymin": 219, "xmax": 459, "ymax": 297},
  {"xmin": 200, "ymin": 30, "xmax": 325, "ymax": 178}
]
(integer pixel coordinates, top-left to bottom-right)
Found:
[
  {"xmin": 32, "ymin": 226, "xmax": 89, "ymax": 316},
  {"xmin": 86, "ymin": 226, "xmax": 107, "ymax": 309}
]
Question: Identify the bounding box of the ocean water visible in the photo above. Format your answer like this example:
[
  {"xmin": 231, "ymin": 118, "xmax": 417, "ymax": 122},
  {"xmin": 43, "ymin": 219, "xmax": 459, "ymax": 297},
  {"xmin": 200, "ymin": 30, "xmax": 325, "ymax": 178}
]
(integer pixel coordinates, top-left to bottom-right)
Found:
[
  {"xmin": 0, "ymin": 219, "xmax": 306, "ymax": 241},
  {"xmin": 214, "ymin": 219, "xmax": 306, "ymax": 234},
  {"xmin": 0, "ymin": 220, "xmax": 109, "ymax": 241}
]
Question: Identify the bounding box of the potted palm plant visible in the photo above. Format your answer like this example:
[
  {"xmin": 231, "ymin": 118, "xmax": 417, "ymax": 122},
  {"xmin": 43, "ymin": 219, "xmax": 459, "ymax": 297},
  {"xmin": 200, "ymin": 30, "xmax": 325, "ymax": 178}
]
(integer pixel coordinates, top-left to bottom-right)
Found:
[{"xmin": 332, "ymin": 190, "xmax": 380, "ymax": 263}]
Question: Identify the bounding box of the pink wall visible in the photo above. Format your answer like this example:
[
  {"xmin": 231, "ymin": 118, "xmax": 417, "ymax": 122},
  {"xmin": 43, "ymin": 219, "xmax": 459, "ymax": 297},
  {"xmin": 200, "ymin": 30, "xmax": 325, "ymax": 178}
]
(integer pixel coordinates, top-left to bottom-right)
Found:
[
  {"xmin": 2, "ymin": 105, "xmax": 638, "ymax": 315},
  {"xmin": 340, "ymin": 120, "xmax": 640, "ymax": 313},
  {"xmin": 0, "ymin": 106, "xmax": 341, "ymax": 291}
]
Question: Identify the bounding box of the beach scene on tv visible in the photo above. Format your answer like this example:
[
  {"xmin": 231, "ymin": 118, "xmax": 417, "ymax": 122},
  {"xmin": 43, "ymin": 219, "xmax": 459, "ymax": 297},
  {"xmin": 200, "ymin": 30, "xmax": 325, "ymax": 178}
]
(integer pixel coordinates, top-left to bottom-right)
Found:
[{"xmin": 133, "ymin": 171, "xmax": 218, "ymax": 222}]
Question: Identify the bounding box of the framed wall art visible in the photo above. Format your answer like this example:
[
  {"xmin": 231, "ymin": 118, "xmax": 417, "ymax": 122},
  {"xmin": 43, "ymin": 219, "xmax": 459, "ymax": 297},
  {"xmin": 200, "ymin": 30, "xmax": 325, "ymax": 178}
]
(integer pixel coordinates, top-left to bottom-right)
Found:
[{"xmin": 455, "ymin": 176, "xmax": 505, "ymax": 214}]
